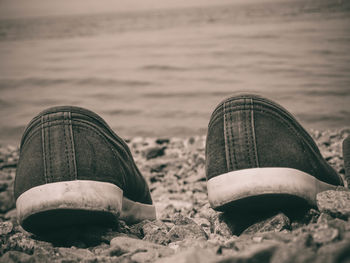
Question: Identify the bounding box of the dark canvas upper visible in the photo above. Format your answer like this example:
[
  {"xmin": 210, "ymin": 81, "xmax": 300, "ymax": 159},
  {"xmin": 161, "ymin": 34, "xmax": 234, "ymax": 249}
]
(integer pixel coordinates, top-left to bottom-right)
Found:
[
  {"xmin": 14, "ymin": 106, "xmax": 153, "ymax": 205},
  {"xmin": 206, "ymin": 94, "xmax": 343, "ymax": 186}
]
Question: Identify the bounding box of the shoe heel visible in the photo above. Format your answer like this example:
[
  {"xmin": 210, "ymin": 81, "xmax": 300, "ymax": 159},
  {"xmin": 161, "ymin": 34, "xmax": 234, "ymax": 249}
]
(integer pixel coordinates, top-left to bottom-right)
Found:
[
  {"xmin": 16, "ymin": 180, "xmax": 123, "ymax": 233},
  {"xmin": 207, "ymin": 167, "xmax": 338, "ymax": 211}
]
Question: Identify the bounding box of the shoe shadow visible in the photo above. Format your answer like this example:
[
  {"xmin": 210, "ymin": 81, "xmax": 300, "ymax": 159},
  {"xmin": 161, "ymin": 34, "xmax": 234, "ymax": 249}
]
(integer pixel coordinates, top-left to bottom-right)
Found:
[
  {"xmin": 217, "ymin": 194, "xmax": 315, "ymax": 235},
  {"xmin": 32, "ymin": 222, "xmax": 124, "ymax": 248}
]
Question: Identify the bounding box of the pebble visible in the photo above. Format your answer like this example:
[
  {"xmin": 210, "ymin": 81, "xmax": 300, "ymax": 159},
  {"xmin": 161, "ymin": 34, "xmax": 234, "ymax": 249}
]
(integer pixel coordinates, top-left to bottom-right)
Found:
[
  {"xmin": 143, "ymin": 146, "xmax": 166, "ymax": 160},
  {"xmin": 107, "ymin": 236, "xmax": 174, "ymax": 261},
  {"xmin": 0, "ymin": 221, "xmax": 13, "ymax": 235},
  {"xmin": 0, "ymin": 251, "xmax": 32, "ymax": 263},
  {"xmin": 316, "ymin": 190, "xmax": 350, "ymax": 219},
  {"xmin": 166, "ymin": 214, "xmax": 208, "ymax": 242},
  {"xmin": 58, "ymin": 247, "xmax": 95, "ymax": 260},
  {"xmin": 142, "ymin": 220, "xmax": 170, "ymax": 245},
  {"xmin": 242, "ymin": 213, "xmax": 291, "ymax": 235},
  {"xmin": 312, "ymin": 226, "xmax": 339, "ymax": 245},
  {"xmin": 0, "ymin": 189, "xmax": 15, "ymax": 213},
  {"xmin": 154, "ymin": 247, "xmax": 218, "ymax": 263}
]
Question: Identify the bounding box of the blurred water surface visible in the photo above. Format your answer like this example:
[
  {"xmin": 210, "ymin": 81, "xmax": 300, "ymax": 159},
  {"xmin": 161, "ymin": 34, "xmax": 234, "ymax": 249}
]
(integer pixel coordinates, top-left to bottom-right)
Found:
[{"xmin": 0, "ymin": 0, "xmax": 349, "ymax": 144}]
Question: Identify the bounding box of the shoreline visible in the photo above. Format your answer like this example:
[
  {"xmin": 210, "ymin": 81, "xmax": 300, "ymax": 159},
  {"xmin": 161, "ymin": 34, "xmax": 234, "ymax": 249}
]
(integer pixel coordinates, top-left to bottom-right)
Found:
[{"xmin": 0, "ymin": 128, "xmax": 349, "ymax": 262}]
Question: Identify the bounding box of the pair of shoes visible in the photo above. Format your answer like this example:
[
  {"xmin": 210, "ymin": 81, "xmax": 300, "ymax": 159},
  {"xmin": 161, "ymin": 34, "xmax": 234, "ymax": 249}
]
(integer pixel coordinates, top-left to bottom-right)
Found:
[{"xmin": 14, "ymin": 95, "xmax": 345, "ymax": 234}]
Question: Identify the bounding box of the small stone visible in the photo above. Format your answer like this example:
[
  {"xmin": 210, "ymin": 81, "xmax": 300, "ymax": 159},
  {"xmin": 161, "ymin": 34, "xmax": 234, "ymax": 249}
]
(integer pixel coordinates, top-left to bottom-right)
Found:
[
  {"xmin": 318, "ymin": 133, "xmax": 331, "ymax": 146},
  {"xmin": 184, "ymin": 170, "xmax": 205, "ymax": 184},
  {"xmin": 170, "ymin": 238, "xmax": 218, "ymax": 252},
  {"xmin": 188, "ymin": 137, "xmax": 195, "ymax": 145},
  {"xmin": 242, "ymin": 213, "xmax": 290, "ymax": 235},
  {"xmin": 271, "ymin": 244, "xmax": 315, "ymax": 263},
  {"xmin": 0, "ymin": 221, "xmax": 13, "ymax": 235},
  {"xmin": 193, "ymin": 217, "xmax": 210, "ymax": 228},
  {"xmin": 168, "ymin": 199, "xmax": 193, "ymax": 211},
  {"xmin": 0, "ymin": 188, "xmax": 15, "ymax": 213},
  {"xmin": 150, "ymin": 173, "xmax": 165, "ymax": 183},
  {"xmin": 225, "ymin": 243, "xmax": 279, "ymax": 263},
  {"xmin": 316, "ymin": 239, "xmax": 350, "ymax": 263},
  {"xmin": 317, "ymin": 213, "xmax": 333, "ymax": 225},
  {"xmin": 150, "ymin": 163, "xmax": 167, "ymax": 173},
  {"xmin": 131, "ymin": 250, "xmax": 159, "ymax": 263},
  {"xmin": 5, "ymin": 233, "xmax": 37, "ymax": 255},
  {"xmin": 327, "ymin": 218, "xmax": 350, "ymax": 239},
  {"xmin": 163, "ymin": 214, "xmax": 208, "ymax": 243},
  {"xmin": 0, "ymin": 161, "xmax": 17, "ymax": 169},
  {"xmin": 108, "ymin": 236, "xmax": 174, "ymax": 258},
  {"xmin": 212, "ymin": 214, "xmax": 233, "ymax": 239},
  {"xmin": 0, "ymin": 181, "xmax": 8, "ymax": 192},
  {"xmin": 311, "ymin": 226, "xmax": 339, "ymax": 245},
  {"xmin": 255, "ymin": 230, "xmax": 294, "ymax": 244},
  {"xmin": 154, "ymin": 247, "xmax": 218, "ymax": 263},
  {"xmin": 4, "ymin": 208, "xmax": 17, "ymax": 221},
  {"xmin": 155, "ymin": 138, "xmax": 170, "ymax": 144},
  {"xmin": 301, "ymin": 208, "xmax": 320, "ymax": 224},
  {"xmin": 143, "ymin": 146, "xmax": 166, "ymax": 160},
  {"xmin": 81, "ymin": 256, "xmax": 118, "ymax": 263},
  {"xmin": 167, "ymin": 216, "xmax": 207, "ymax": 241},
  {"xmin": 166, "ymin": 224, "xmax": 207, "ymax": 243},
  {"xmin": 317, "ymin": 190, "xmax": 350, "ymax": 219},
  {"xmin": 142, "ymin": 220, "xmax": 170, "ymax": 245},
  {"xmin": 253, "ymin": 236, "xmax": 264, "ymax": 243},
  {"xmin": 58, "ymin": 247, "xmax": 95, "ymax": 260},
  {"xmin": 0, "ymin": 251, "xmax": 32, "ymax": 263}
]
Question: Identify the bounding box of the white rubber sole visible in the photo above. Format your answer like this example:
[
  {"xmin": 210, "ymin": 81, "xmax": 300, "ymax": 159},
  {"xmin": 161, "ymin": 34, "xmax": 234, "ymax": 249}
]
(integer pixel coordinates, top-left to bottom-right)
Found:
[
  {"xmin": 207, "ymin": 167, "xmax": 338, "ymax": 209},
  {"xmin": 16, "ymin": 180, "xmax": 156, "ymax": 227}
]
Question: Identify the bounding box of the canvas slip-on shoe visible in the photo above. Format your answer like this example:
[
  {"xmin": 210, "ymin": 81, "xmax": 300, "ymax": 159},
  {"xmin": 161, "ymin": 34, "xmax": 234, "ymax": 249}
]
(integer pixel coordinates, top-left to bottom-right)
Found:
[
  {"xmin": 206, "ymin": 94, "xmax": 344, "ymax": 211},
  {"xmin": 343, "ymin": 135, "xmax": 350, "ymax": 187},
  {"xmin": 14, "ymin": 106, "xmax": 156, "ymax": 233}
]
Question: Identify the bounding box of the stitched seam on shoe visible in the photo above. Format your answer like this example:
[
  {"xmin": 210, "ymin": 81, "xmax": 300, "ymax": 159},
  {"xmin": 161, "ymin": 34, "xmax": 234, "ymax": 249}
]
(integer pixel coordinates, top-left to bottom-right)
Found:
[
  {"xmin": 209, "ymin": 100, "xmax": 297, "ymax": 128},
  {"xmin": 24, "ymin": 111, "xmax": 130, "ymax": 164},
  {"xmin": 63, "ymin": 112, "xmax": 71, "ymax": 181},
  {"xmin": 214, "ymin": 105, "xmax": 319, "ymax": 156},
  {"xmin": 210, "ymin": 96, "xmax": 292, "ymax": 123},
  {"xmin": 269, "ymin": 113, "xmax": 319, "ymax": 176},
  {"xmin": 250, "ymin": 99, "xmax": 259, "ymax": 167},
  {"xmin": 23, "ymin": 119, "xmax": 68, "ymax": 147},
  {"xmin": 253, "ymin": 109, "xmax": 328, "ymax": 180},
  {"xmin": 223, "ymin": 102, "xmax": 231, "ymax": 171},
  {"xmin": 110, "ymin": 144, "xmax": 127, "ymax": 188},
  {"xmin": 243, "ymin": 100, "xmax": 251, "ymax": 168},
  {"xmin": 247, "ymin": 100, "xmax": 254, "ymax": 167},
  {"xmin": 213, "ymin": 104, "xmax": 331, "ymax": 181},
  {"xmin": 76, "ymin": 119, "xmax": 139, "ymax": 187},
  {"xmin": 69, "ymin": 112, "xmax": 78, "ymax": 180},
  {"xmin": 29, "ymin": 119, "xmax": 131, "ymax": 164},
  {"xmin": 65, "ymin": 112, "xmax": 75, "ymax": 180},
  {"xmin": 73, "ymin": 119, "xmax": 131, "ymax": 162},
  {"xmin": 74, "ymin": 125, "xmax": 120, "ymax": 161},
  {"xmin": 21, "ymin": 129, "xmax": 41, "ymax": 149},
  {"xmin": 229, "ymin": 101, "xmax": 238, "ymax": 170},
  {"xmin": 74, "ymin": 125, "xmax": 127, "ymax": 188},
  {"xmin": 47, "ymin": 115, "xmax": 53, "ymax": 183},
  {"xmin": 41, "ymin": 116, "xmax": 48, "ymax": 184},
  {"xmin": 76, "ymin": 124, "xmax": 135, "ymax": 193}
]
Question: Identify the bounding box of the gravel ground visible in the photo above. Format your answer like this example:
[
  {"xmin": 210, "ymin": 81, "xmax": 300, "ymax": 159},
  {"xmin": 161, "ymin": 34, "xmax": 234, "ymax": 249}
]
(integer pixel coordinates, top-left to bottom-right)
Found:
[{"xmin": 0, "ymin": 128, "xmax": 350, "ymax": 263}]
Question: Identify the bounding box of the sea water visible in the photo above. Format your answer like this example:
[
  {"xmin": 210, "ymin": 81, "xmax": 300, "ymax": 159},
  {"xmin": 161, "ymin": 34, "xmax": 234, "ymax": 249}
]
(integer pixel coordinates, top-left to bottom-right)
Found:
[{"xmin": 0, "ymin": 0, "xmax": 349, "ymax": 144}]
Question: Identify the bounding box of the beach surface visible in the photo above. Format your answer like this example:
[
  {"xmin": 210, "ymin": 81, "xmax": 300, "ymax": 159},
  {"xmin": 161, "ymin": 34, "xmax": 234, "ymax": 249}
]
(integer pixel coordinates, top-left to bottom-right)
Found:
[{"xmin": 1, "ymin": 128, "xmax": 350, "ymax": 263}]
